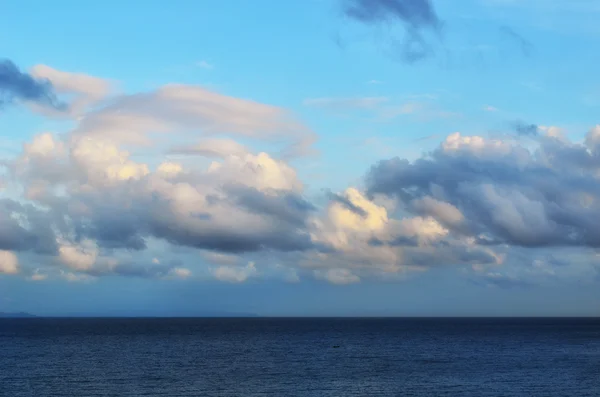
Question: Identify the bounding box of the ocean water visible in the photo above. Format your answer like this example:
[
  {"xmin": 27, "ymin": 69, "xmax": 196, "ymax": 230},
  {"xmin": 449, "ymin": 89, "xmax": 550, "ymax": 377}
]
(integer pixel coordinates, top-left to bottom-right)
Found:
[{"xmin": 0, "ymin": 318, "xmax": 599, "ymax": 396}]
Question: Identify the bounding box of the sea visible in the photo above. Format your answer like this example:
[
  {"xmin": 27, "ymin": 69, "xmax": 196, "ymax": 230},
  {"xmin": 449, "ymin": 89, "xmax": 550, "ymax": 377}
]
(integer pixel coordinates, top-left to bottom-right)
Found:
[{"xmin": 0, "ymin": 318, "xmax": 599, "ymax": 396}]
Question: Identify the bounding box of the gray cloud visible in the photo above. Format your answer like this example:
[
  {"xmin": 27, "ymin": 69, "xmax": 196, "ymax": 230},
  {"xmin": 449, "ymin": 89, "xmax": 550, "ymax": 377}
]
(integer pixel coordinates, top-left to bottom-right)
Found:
[
  {"xmin": 342, "ymin": 0, "xmax": 442, "ymax": 63},
  {"xmin": 229, "ymin": 185, "xmax": 317, "ymax": 227},
  {"xmin": 0, "ymin": 59, "xmax": 66, "ymax": 110},
  {"xmin": 366, "ymin": 129, "xmax": 600, "ymax": 249},
  {"xmin": 0, "ymin": 199, "xmax": 57, "ymax": 255},
  {"xmin": 512, "ymin": 120, "xmax": 539, "ymax": 136}
]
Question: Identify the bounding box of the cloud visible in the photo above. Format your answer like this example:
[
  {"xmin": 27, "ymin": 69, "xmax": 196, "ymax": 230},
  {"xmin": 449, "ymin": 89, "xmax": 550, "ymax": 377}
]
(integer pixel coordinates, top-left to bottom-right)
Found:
[
  {"xmin": 304, "ymin": 95, "xmax": 450, "ymax": 121},
  {"xmin": 341, "ymin": 0, "xmax": 442, "ymax": 63},
  {"xmin": 212, "ymin": 261, "xmax": 257, "ymax": 283},
  {"xmin": 28, "ymin": 269, "xmax": 48, "ymax": 281},
  {"xmin": 0, "ymin": 59, "xmax": 66, "ymax": 110},
  {"xmin": 202, "ymin": 252, "xmax": 240, "ymax": 266},
  {"xmin": 60, "ymin": 270, "xmax": 95, "ymax": 283},
  {"xmin": 74, "ymin": 84, "xmax": 316, "ymax": 157},
  {"xmin": 304, "ymin": 96, "xmax": 388, "ymax": 110},
  {"xmin": 169, "ymin": 267, "xmax": 192, "ymax": 279},
  {"xmin": 30, "ymin": 64, "xmax": 114, "ymax": 116},
  {"xmin": 471, "ymin": 272, "xmax": 533, "ymax": 289},
  {"xmin": 512, "ymin": 120, "xmax": 539, "ymax": 136},
  {"xmin": 5, "ymin": 65, "xmax": 600, "ymax": 288},
  {"xmin": 0, "ymin": 250, "xmax": 19, "ymax": 274},
  {"xmin": 6, "ymin": 131, "xmax": 316, "ymax": 258},
  {"xmin": 366, "ymin": 128, "xmax": 600, "ymax": 251},
  {"xmin": 315, "ymin": 268, "xmax": 360, "ymax": 285},
  {"xmin": 499, "ymin": 26, "xmax": 534, "ymax": 57},
  {"xmin": 195, "ymin": 60, "xmax": 214, "ymax": 70},
  {"xmin": 169, "ymin": 138, "xmax": 249, "ymax": 158}
]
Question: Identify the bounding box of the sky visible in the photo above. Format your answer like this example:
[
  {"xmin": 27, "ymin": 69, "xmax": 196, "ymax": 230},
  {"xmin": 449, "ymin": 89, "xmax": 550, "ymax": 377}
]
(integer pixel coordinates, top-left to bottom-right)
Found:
[{"xmin": 1, "ymin": 0, "xmax": 600, "ymax": 317}]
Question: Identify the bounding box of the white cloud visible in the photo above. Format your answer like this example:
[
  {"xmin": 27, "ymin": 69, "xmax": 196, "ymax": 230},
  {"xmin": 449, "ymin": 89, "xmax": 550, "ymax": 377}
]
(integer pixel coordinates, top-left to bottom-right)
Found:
[
  {"xmin": 196, "ymin": 60, "xmax": 214, "ymax": 69},
  {"xmin": 315, "ymin": 268, "xmax": 360, "ymax": 285},
  {"xmin": 0, "ymin": 251, "xmax": 19, "ymax": 274},
  {"xmin": 74, "ymin": 84, "xmax": 316, "ymax": 157},
  {"xmin": 28, "ymin": 269, "xmax": 48, "ymax": 281},
  {"xmin": 170, "ymin": 138, "xmax": 249, "ymax": 158},
  {"xmin": 30, "ymin": 64, "xmax": 114, "ymax": 116},
  {"xmin": 212, "ymin": 262, "xmax": 257, "ymax": 283},
  {"xmin": 304, "ymin": 96, "xmax": 388, "ymax": 110},
  {"xmin": 169, "ymin": 267, "xmax": 192, "ymax": 279},
  {"xmin": 7, "ymin": 64, "xmax": 600, "ymax": 289},
  {"xmin": 202, "ymin": 252, "xmax": 240, "ymax": 266},
  {"xmin": 58, "ymin": 239, "xmax": 99, "ymax": 271},
  {"xmin": 60, "ymin": 270, "xmax": 95, "ymax": 283}
]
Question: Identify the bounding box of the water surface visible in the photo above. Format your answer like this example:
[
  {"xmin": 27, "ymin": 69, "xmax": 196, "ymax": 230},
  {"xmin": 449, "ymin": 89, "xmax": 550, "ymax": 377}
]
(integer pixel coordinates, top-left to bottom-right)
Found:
[{"xmin": 1, "ymin": 318, "xmax": 599, "ymax": 396}]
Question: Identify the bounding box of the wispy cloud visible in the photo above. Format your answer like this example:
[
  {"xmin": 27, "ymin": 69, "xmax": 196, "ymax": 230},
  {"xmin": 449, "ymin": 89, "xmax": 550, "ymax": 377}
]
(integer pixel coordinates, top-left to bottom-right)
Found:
[
  {"xmin": 499, "ymin": 26, "xmax": 534, "ymax": 56},
  {"xmin": 196, "ymin": 60, "xmax": 214, "ymax": 70},
  {"xmin": 304, "ymin": 94, "xmax": 458, "ymax": 122},
  {"xmin": 342, "ymin": 0, "xmax": 443, "ymax": 63},
  {"xmin": 303, "ymin": 96, "xmax": 388, "ymax": 110}
]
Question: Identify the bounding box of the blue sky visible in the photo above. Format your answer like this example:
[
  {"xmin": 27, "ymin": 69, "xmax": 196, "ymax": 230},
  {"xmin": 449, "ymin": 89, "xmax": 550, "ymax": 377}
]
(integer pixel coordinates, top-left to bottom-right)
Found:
[{"xmin": 1, "ymin": 0, "xmax": 599, "ymax": 316}]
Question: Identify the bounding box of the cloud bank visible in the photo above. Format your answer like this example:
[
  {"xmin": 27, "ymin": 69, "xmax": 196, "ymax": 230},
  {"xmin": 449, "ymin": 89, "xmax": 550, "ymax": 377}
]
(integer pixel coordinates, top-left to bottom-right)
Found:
[{"xmin": 2, "ymin": 65, "xmax": 599, "ymax": 288}]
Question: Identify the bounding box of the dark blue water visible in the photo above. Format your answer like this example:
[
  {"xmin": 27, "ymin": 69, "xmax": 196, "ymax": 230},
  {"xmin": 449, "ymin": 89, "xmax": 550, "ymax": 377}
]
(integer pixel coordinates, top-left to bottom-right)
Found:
[{"xmin": 1, "ymin": 318, "xmax": 599, "ymax": 396}]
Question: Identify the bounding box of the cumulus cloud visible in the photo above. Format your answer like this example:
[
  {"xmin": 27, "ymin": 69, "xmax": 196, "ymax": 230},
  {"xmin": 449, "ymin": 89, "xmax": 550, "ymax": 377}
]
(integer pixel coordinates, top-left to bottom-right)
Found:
[
  {"xmin": 6, "ymin": 131, "xmax": 316, "ymax": 257},
  {"xmin": 366, "ymin": 129, "xmax": 600, "ymax": 250},
  {"xmin": 5, "ymin": 65, "xmax": 600, "ymax": 288},
  {"xmin": 0, "ymin": 59, "xmax": 66, "ymax": 110}
]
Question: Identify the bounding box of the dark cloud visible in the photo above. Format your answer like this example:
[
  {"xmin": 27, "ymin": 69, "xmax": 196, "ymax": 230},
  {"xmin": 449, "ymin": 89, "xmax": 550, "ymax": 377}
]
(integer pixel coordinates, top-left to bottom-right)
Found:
[
  {"xmin": 0, "ymin": 59, "xmax": 66, "ymax": 110},
  {"xmin": 512, "ymin": 120, "xmax": 539, "ymax": 136},
  {"xmin": 342, "ymin": 0, "xmax": 442, "ymax": 63}
]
